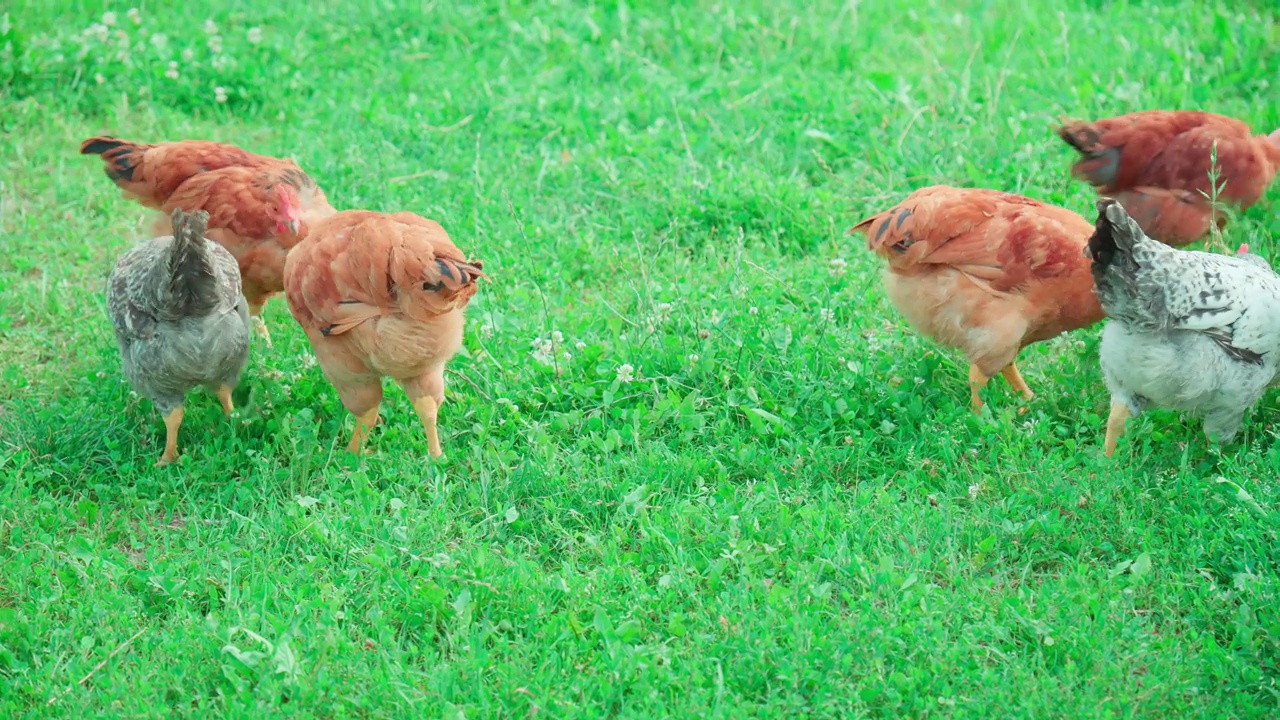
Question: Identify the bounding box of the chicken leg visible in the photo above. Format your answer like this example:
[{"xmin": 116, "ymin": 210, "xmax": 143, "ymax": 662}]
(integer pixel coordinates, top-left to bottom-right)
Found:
[
  {"xmin": 969, "ymin": 362, "xmax": 1036, "ymax": 414},
  {"xmin": 1104, "ymin": 401, "xmax": 1129, "ymax": 457},
  {"xmin": 217, "ymin": 385, "xmax": 235, "ymax": 415},
  {"xmin": 401, "ymin": 369, "xmax": 446, "ymax": 459},
  {"xmin": 347, "ymin": 406, "xmax": 380, "ymax": 454},
  {"xmin": 157, "ymin": 406, "xmax": 184, "ymax": 466},
  {"xmin": 246, "ymin": 298, "xmax": 273, "ymax": 348},
  {"xmin": 1000, "ymin": 363, "xmax": 1035, "ymax": 402}
]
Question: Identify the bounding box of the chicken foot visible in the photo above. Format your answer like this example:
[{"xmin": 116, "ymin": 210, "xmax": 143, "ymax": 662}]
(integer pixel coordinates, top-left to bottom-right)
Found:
[
  {"xmin": 1104, "ymin": 401, "xmax": 1129, "ymax": 457},
  {"xmin": 968, "ymin": 362, "xmax": 1035, "ymax": 413},
  {"xmin": 157, "ymin": 406, "xmax": 185, "ymax": 467}
]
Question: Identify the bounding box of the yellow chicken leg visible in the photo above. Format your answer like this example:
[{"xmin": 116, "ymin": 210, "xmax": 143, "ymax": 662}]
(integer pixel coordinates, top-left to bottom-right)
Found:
[
  {"xmin": 411, "ymin": 395, "xmax": 443, "ymax": 459},
  {"xmin": 968, "ymin": 364, "xmax": 992, "ymax": 413},
  {"xmin": 247, "ymin": 298, "xmax": 273, "ymax": 349},
  {"xmin": 157, "ymin": 406, "xmax": 184, "ymax": 467},
  {"xmin": 1000, "ymin": 362, "xmax": 1035, "ymax": 401},
  {"xmin": 347, "ymin": 405, "xmax": 380, "ymax": 454},
  {"xmin": 217, "ymin": 385, "xmax": 235, "ymax": 415},
  {"xmin": 1104, "ymin": 401, "xmax": 1130, "ymax": 457}
]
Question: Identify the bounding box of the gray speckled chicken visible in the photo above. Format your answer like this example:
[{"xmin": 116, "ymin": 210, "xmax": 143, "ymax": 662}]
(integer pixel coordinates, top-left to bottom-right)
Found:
[
  {"xmin": 106, "ymin": 208, "xmax": 251, "ymax": 465},
  {"xmin": 1086, "ymin": 199, "xmax": 1280, "ymax": 457}
]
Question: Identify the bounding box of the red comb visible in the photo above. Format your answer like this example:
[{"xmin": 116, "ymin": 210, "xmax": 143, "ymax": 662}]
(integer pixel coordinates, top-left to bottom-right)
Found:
[{"xmin": 1238, "ymin": 243, "xmax": 1250, "ymax": 255}]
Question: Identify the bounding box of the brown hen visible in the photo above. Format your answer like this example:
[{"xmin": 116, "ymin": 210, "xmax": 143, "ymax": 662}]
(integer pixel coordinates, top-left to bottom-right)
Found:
[
  {"xmin": 850, "ymin": 186, "xmax": 1103, "ymax": 412},
  {"xmin": 81, "ymin": 135, "xmax": 338, "ymax": 346},
  {"xmin": 283, "ymin": 210, "xmax": 487, "ymax": 457},
  {"xmin": 1056, "ymin": 111, "xmax": 1280, "ymax": 246}
]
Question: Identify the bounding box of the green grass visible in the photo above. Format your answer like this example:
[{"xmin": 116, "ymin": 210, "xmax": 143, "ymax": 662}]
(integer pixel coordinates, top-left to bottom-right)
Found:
[{"xmin": 3, "ymin": 0, "xmax": 1280, "ymax": 717}]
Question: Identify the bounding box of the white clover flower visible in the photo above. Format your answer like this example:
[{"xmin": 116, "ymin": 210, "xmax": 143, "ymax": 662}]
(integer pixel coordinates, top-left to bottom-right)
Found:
[
  {"xmin": 203, "ymin": 19, "xmax": 218, "ymax": 34},
  {"xmin": 214, "ymin": 86, "xmax": 227, "ymax": 103},
  {"xmin": 300, "ymin": 353, "xmax": 317, "ymax": 369},
  {"xmin": 616, "ymin": 363, "xmax": 635, "ymax": 383},
  {"xmin": 181, "ymin": 47, "xmax": 193, "ymax": 61},
  {"xmin": 551, "ymin": 330, "xmax": 563, "ymax": 344},
  {"xmin": 575, "ymin": 340, "xmax": 586, "ymax": 350},
  {"xmin": 968, "ymin": 483, "xmax": 980, "ymax": 499},
  {"xmin": 127, "ymin": 8, "xmax": 141, "ymax": 24},
  {"xmin": 94, "ymin": 73, "xmax": 105, "ymax": 84},
  {"xmin": 562, "ymin": 351, "xmax": 573, "ymax": 362},
  {"xmin": 102, "ymin": 11, "xmax": 117, "ymax": 26},
  {"xmin": 150, "ymin": 32, "xmax": 167, "ymax": 48},
  {"xmin": 529, "ymin": 337, "xmax": 554, "ymax": 366},
  {"xmin": 829, "ymin": 257, "xmax": 848, "ymax": 277},
  {"xmin": 85, "ymin": 23, "xmax": 110, "ymax": 42},
  {"xmin": 478, "ymin": 320, "xmax": 494, "ymax": 338},
  {"xmin": 247, "ymin": 27, "xmax": 262, "ymax": 44},
  {"xmin": 207, "ymin": 35, "xmax": 222, "ymax": 53},
  {"xmin": 820, "ymin": 307, "xmax": 835, "ymax": 323},
  {"xmin": 164, "ymin": 61, "xmax": 179, "ymax": 79},
  {"xmin": 748, "ymin": 306, "xmax": 758, "ymax": 315},
  {"xmin": 688, "ymin": 353, "xmax": 699, "ymax": 363}
]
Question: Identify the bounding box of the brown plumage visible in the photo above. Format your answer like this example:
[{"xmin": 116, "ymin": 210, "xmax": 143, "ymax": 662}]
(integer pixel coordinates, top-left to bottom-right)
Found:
[
  {"xmin": 81, "ymin": 135, "xmax": 338, "ymax": 346},
  {"xmin": 1056, "ymin": 111, "xmax": 1280, "ymax": 246},
  {"xmin": 283, "ymin": 210, "xmax": 487, "ymax": 457},
  {"xmin": 850, "ymin": 185, "xmax": 1103, "ymax": 412}
]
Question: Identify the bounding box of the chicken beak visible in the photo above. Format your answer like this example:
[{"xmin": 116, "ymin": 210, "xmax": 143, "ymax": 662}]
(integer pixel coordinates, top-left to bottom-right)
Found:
[{"xmin": 287, "ymin": 219, "xmax": 301, "ymax": 234}]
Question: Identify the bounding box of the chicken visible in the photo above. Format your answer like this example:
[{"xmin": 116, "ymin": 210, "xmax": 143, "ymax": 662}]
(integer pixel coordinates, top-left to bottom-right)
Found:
[
  {"xmin": 283, "ymin": 210, "xmax": 487, "ymax": 457},
  {"xmin": 1057, "ymin": 111, "xmax": 1280, "ymax": 246},
  {"xmin": 105, "ymin": 208, "xmax": 251, "ymax": 466},
  {"xmin": 1086, "ymin": 199, "xmax": 1280, "ymax": 457},
  {"xmin": 850, "ymin": 186, "xmax": 1103, "ymax": 412},
  {"xmin": 81, "ymin": 135, "xmax": 338, "ymax": 346}
]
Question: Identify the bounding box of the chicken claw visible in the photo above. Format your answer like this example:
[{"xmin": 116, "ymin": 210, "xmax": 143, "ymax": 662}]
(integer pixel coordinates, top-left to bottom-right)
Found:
[
  {"xmin": 1103, "ymin": 401, "xmax": 1130, "ymax": 457},
  {"xmin": 157, "ymin": 406, "xmax": 185, "ymax": 466},
  {"xmin": 216, "ymin": 384, "xmax": 235, "ymax": 415},
  {"xmin": 347, "ymin": 405, "xmax": 380, "ymax": 454},
  {"xmin": 411, "ymin": 395, "xmax": 443, "ymax": 459}
]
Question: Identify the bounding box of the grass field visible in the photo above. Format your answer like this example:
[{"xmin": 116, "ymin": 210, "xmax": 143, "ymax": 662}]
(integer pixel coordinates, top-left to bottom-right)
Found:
[{"xmin": 3, "ymin": 0, "xmax": 1280, "ymax": 717}]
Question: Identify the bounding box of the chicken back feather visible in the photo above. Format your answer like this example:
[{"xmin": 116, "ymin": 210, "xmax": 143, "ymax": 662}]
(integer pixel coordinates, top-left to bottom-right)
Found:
[
  {"xmin": 283, "ymin": 210, "xmax": 487, "ymax": 458},
  {"xmin": 1056, "ymin": 111, "xmax": 1280, "ymax": 246},
  {"xmin": 851, "ymin": 185, "xmax": 1102, "ymax": 412}
]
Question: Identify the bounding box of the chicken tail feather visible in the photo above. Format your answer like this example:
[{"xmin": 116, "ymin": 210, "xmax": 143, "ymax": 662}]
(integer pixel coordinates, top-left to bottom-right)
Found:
[
  {"xmin": 165, "ymin": 208, "xmax": 220, "ymax": 317},
  {"xmin": 80, "ymin": 135, "xmax": 149, "ymax": 183}
]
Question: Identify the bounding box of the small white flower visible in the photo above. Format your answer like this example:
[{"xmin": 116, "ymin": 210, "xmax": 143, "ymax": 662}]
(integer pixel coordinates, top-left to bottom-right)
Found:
[
  {"xmin": 748, "ymin": 306, "xmax": 758, "ymax": 315},
  {"xmin": 247, "ymin": 27, "xmax": 262, "ymax": 44},
  {"xmin": 687, "ymin": 353, "xmax": 699, "ymax": 363},
  {"xmin": 94, "ymin": 72, "xmax": 105, "ymax": 84},
  {"xmin": 85, "ymin": 23, "xmax": 110, "ymax": 42},
  {"xmin": 181, "ymin": 47, "xmax": 194, "ymax": 61},
  {"xmin": 127, "ymin": 8, "xmax": 141, "ymax": 24},
  {"xmin": 551, "ymin": 330, "xmax": 564, "ymax": 344},
  {"xmin": 149, "ymin": 32, "xmax": 167, "ymax": 48},
  {"xmin": 102, "ymin": 11, "xmax": 117, "ymax": 26},
  {"xmin": 819, "ymin": 307, "xmax": 835, "ymax": 323},
  {"xmin": 529, "ymin": 337, "xmax": 554, "ymax": 366},
  {"xmin": 616, "ymin": 363, "xmax": 635, "ymax": 383},
  {"xmin": 207, "ymin": 35, "xmax": 222, "ymax": 53},
  {"xmin": 300, "ymin": 353, "xmax": 317, "ymax": 369},
  {"xmin": 562, "ymin": 351, "xmax": 573, "ymax": 362},
  {"xmin": 575, "ymin": 340, "xmax": 586, "ymax": 350},
  {"xmin": 968, "ymin": 483, "xmax": 980, "ymax": 500},
  {"xmin": 164, "ymin": 61, "xmax": 179, "ymax": 79},
  {"xmin": 203, "ymin": 19, "xmax": 218, "ymax": 35},
  {"xmin": 829, "ymin": 257, "xmax": 848, "ymax": 277},
  {"xmin": 478, "ymin": 321, "xmax": 494, "ymax": 338},
  {"xmin": 214, "ymin": 86, "xmax": 227, "ymax": 103}
]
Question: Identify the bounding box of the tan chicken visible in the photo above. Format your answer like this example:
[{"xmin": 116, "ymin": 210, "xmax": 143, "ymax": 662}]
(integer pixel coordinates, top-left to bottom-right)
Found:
[
  {"xmin": 850, "ymin": 186, "xmax": 1104, "ymax": 412},
  {"xmin": 1057, "ymin": 111, "xmax": 1280, "ymax": 246},
  {"xmin": 283, "ymin": 210, "xmax": 487, "ymax": 457},
  {"xmin": 81, "ymin": 135, "xmax": 338, "ymax": 346}
]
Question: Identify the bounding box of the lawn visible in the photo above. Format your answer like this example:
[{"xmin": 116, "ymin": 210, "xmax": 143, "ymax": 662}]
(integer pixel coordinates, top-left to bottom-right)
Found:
[{"xmin": 2, "ymin": 0, "xmax": 1280, "ymax": 717}]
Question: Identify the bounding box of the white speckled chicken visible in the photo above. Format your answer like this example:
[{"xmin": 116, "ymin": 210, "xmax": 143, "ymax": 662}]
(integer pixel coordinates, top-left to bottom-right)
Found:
[
  {"xmin": 106, "ymin": 208, "xmax": 251, "ymax": 465},
  {"xmin": 1087, "ymin": 199, "xmax": 1280, "ymax": 456}
]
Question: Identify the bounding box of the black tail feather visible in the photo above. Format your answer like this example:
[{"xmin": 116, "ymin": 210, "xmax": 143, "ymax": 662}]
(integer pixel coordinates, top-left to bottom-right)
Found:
[{"xmin": 79, "ymin": 136, "xmax": 144, "ymax": 183}]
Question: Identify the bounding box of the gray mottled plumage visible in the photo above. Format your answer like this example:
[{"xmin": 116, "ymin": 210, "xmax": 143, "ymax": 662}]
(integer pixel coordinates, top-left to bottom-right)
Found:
[
  {"xmin": 1087, "ymin": 199, "xmax": 1280, "ymax": 443},
  {"xmin": 106, "ymin": 208, "xmax": 251, "ymax": 415}
]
